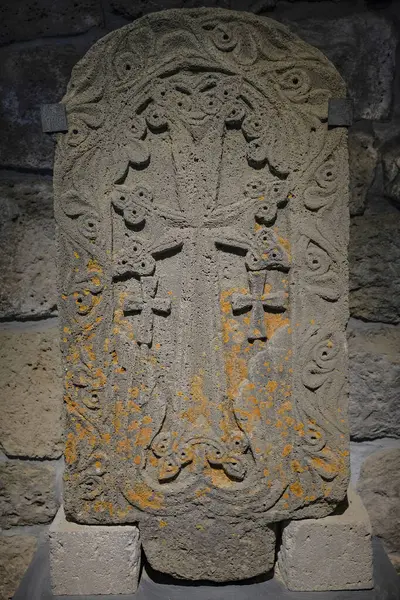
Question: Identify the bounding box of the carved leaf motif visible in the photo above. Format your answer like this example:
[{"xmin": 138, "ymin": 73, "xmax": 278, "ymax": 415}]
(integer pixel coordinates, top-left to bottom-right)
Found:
[
  {"xmin": 304, "ymin": 155, "xmax": 339, "ymax": 210},
  {"xmin": 203, "ymin": 21, "xmax": 258, "ymax": 65},
  {"xmin": 302, "ymin": 332, "xmax": 341, "ymax": 391},
  {"xmin": 114, "ymin": 50, "xmax": 142, "ymax": 80},
  {"xmin": 304, "ymin": 239, "xmax": 340, "ymax": 301}
]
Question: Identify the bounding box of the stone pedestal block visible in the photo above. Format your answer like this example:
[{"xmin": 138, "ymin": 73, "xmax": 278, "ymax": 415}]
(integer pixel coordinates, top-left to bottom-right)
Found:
[
  {"xmin": 277, "ymin": 487, "xmax": 373, "ymax": 592},
  {"xmin": 49, "ymin": 507, "xmax": 141, "ymax": 596}
]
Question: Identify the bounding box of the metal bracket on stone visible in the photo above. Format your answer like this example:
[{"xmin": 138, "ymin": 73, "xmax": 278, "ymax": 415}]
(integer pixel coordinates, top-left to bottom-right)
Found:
[
  {"xmin": 328, "ymin": 98, "xmax": 353, "ymax": 128},
  {"xmin": 40, "ymin": 104, "xmax": 68, "ymax": 133}
]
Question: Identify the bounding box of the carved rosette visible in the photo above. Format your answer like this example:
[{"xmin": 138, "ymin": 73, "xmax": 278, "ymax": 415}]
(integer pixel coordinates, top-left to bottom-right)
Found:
[{"xmin": 54, "ymin": 7, "xmax": 349, "ymax": 578}]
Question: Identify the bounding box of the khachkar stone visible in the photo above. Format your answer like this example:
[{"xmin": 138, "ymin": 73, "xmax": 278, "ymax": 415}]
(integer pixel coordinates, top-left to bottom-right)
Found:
[{"xmin": 54, "ymin": 8, "xmax": 350, "ymax": 582}]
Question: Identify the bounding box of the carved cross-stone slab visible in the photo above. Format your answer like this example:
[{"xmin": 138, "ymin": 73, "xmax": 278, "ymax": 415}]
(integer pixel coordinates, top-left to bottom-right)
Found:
[
  {"xmin": 55, "ymin": 7, "xmax": 350, "ymax": 584},
  {"xmin": 231, "ymin": 270, "xmax": 287, "ymax": 341},
  {"xmin": 123, "ymin": 276, "xmax": 171, "ymax": 345}
]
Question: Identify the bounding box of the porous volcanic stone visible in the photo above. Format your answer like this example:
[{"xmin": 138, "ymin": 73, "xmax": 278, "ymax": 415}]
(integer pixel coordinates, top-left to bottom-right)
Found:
[
  {"xmin": 0, "ymin": 177, "xmax": 57, "ymax": 319},
  {"xmin": 348, "ymin": 319, "xmax": 400, "ymax": 441},
  {"xmin": 277, "ymin": 487, "xmax": 373, "ymax": 591},
  {"xmin": 0, "ymin": 323, "xmax": 63, "ymax": 459},
  {"xmin": 0, "ymin": 462, "xmax": 59, "ymax": 529},
  {"xmin": 0, "ymin": 535, "xmax": 37, "ymax": 600},
  {"xmin": 49, "ymin": 507, "xmax": 141, "ymax": 596},
  {"xmin": 358, "ymin": 449, "xmax": 400, "ymax": 565},
  {"xmin": 349, "ymin": 214, "xmax": 400, "ymax": 324},
  {"xmin": 55, "ymin": 9, "xmax": 350, "ymax": 581}
]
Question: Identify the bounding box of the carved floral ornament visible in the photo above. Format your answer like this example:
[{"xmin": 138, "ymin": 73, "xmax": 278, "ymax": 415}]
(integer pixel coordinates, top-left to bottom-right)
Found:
[{"xmin": 54, "ymin": 8, "xmax": 349, "ymax": 578}]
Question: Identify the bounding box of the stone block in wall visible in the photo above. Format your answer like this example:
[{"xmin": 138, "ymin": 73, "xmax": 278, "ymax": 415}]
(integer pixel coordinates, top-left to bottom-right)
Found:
[
  {"xmin": 0, "ymin": 0, "xmax": 103, "ymax": 46},
  {"xmin": 0, "ymin": 535, "xmax": 37, "ymax": 600},
  {"xmin": 0, "ymin": 323, "xmax": 63, "ymax": 459},
  {"xmin": 348, "ymin": 319, "xmax": 400, "ymax": 441},
  {"xmin": 0, "ymin": 462, "xmax": 59, "ymax": 529},
  {"xmin": 0, "ymin": 33, "xmax": 105, "ymax": 170},
  {"xmin": 358, "ymin": 448, "xmax": 400, "ymax": 569},
  {"xmin": 348, "ymin": 127, "xmax": 378, "ymax": 216},
  {"xmin": 283, "ymin": 13, "xmax": 396, "ymax": 121},
  {"xmin": 349, "ymin": 213, "xmax": 400, "ymax": 324},
  {"xmin": 0, "ymin": 177, "xmax": 57, "ymax": 320},
  {"xmin": 382, "ymin": 134, "xmax": 400, "ymax": 209}
]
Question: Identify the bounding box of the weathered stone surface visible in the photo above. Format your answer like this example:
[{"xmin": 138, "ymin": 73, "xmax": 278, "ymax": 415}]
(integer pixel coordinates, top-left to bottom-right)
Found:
[
  {"xmin": 0, "ymin": 535, "xmax": 37, "ymax": 600},
  {"xmin": 358, "ymin": 449, "xmax": 400, "ymax": 564},
  {"xmin": 0, "ymin": 323, "xmax": 63, "ymax": 459},
  {"xmin": 284, "ymin": 13, "xmax": 397, "ymax": 121},
  {"xmin": 0, "ymin": 34, "xmax": 104, "ymax": 170},
  {"xmin": 348, "ymin": 128, "xmax": 378, "ymax": 216},
  {"xmin": 55, "ymin": 9, "xmax": 349, "ymax": 580},
  {"xmin": 350, "ymin": 438, "xmax": 400, "ymax": 486},
  {"xmin": 382, "ymin": 134, "xmax": 400, "ymax": 209},
  {"xmin": 277, "ymin": 487, "xmax": 373, "ymax": 591},
  {"xmin": 0, "ymin": 177, "xmax": 57, "ymax": 320},
  {"xmin": 50, "ymin": 507, "xmax": 140, "ymax": 595},
  {"xmin": 348, "ymin": 319, "xmax": 400, "ymax": 441},
  {"xmin": 0, "ymin": 462, "xmax": 58, "ymax": 529},
  {"xmin": 0, "ymin": 0, "xmax": 102, "ymax": 46},
  {"xmin": 349, "ymin": 213, "xmax": 400, "ymax": 324}
]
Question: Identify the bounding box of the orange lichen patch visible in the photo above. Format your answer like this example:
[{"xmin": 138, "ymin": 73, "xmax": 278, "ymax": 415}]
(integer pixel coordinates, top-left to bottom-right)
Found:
[
  {"xmin": 285, "ymin": 416, "xmax": 295, "ymax": 427},
  {"xmin": 195, "ymin": 487, "xmax": 211, "ymax": 498},
  {"xmin": 143, "ymin": 415, "xmax": 153, "ymax": 425},
  {"xmin": 181, "ymin": 370, "xmax": 212, "ymax": 425},
  {"xmin": 159, "ymin": 520, "xmax": 168, "ymax": 528},
  {"xmin": 265, "ymin": 313, "xmax": 290, "ymax": 340},
  {"xmin": 311, "ymin": 453, "xmax": 340, "ymax": 478},
  {"xmin": 220, "ymin": 288, "xmax": 247, "ymax": 316},
  {"xmin": 116, "ymin": 437, "xmax": 132, "ymax": 456},
  {"xmin": 209, "ymin": 467, "xmax": 234, "ymax": 488},
  {"xmin": 127, "ymin": 483, "xmax": 164, "ymax": 510},
  {"xmin": 128, "ymin": 387, "xmax": 139, "ymax": 399},
  {"xmin": 224, "ymin": 345, "xmax": 248, "ymax": 402},
  {"xmin": 135, "ymin": 427, "xmax": 153, "ymax": 447},
  {"xmin": 291, "ymin": 460, "xmax": 306, "ymax": 473},
  {"xmin": 266, "ymin": 380, "xmax": 278, "ymax": 393},
  {"xmin": 94, "ymin": 501, "xmax": 114, "ymax": 516},
  {"xmin": 282, "ymin": 444, "xmax": 293, "ymax": 457},
  {"xmin": 133, "ymin": 455, "xmax": 142, "ymax": 465},
  {"xmin": 277, "ymin": 235, "xmax": 291, "ymax": 259},
  {"xmin": 101, "ymin": 433, "xmax": 111, "ymax": 444},
  {"xmin": 290, "ymin": 482, "xmax": 304, "ymax": 498},
  {"xmin": 278, "ymin": 401, "xmax": 292, "ymax": 414},
  {"xmin": 149, "ymin": 455, "xmax": 158, "ymax": 467},
  {"xmin": 87, "ymin": 259, "xmax": 102, "ymax": 274},
  {"xmin": 65, "ymin": 433, "xmax": 77, "ymax": 464},
  {"xmin": 263, "ymin": 468, "xmax": 270, "ymax": 477},
  {"xmin": 113, "ymin": 400, "xmax": 127, "ymax": 434},
  {"xmin": 128, "ymin": 420, "xmax": 140, "ymax": 432}
]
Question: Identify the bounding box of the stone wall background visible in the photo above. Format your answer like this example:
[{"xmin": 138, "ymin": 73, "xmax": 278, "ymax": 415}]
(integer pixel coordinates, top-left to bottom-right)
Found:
[{"xmin": 0, "ymin": 0, "xmax": 399, "ymax": 597}]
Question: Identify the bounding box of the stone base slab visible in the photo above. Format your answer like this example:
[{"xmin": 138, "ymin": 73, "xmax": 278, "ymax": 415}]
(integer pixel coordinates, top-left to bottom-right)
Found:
[
  {"xmin": 277, "ymin": 487, "xmax": 374, "ymax": 591},
  {"xmin": 49, "ymin": 507, "xmax": 141, "ymax": 596},
  {"xmin": 14, "ymin": 536, "xmax": 400, "ymax": 600}
]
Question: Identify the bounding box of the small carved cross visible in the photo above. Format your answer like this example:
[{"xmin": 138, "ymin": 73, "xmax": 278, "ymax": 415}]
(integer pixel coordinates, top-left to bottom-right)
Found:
[
  {"xmin": 123, "ymin": 276, "xmax": 171, "ymax": 345},
  {"xmin": 231, "ymin": 271, "xmax": 287, "ymax": 341}
]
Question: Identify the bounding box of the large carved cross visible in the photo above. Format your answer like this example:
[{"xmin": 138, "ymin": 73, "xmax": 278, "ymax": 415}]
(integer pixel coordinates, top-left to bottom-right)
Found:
[
  {"xmin": 231, "ymin": 270, "xmax": 287, "ymax": 341},
  {"xmin": 123, "ymin": 276, "xmax": 171, "ymax": 345}
]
